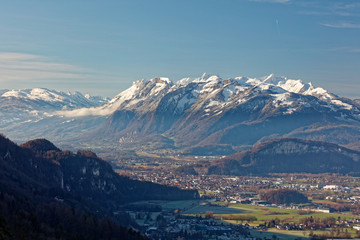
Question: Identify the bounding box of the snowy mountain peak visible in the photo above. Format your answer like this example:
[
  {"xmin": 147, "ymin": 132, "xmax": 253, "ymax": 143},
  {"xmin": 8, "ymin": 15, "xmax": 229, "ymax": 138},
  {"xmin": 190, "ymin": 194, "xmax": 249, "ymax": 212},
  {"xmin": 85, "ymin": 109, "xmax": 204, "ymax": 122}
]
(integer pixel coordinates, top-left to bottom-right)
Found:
[
  {"xmin": 261, "ymin": 73, "xmax": 285, "ymax": 84},
  {"xmin": 2, "ymin": 88, "xmax": 65, "ymax": 102},
  {"xmin": 1, "ymin": 74, "xmax": 360, "ymax": 153},
  {"xmin": 132, "ymin": 77, "xmax": 173, "ymax": 86},
  {"xmin": 176, "ymin": 77, "xmax": 194, "ymax": 87},
  {"xmin": 55, "ymin": 74, "xmax": 359, "ymax": 119},
  {"xmin": 152, "ymin": 77, "xmax": 172, "ymax": 85},
  {"xmin": 277, "ymin": 79, "xmax": 308, "ymax": 94},
  {"xmin": 201, "ymin": 72, "xmax": 207, "ymax": 80},
  {"xmin": 193, "ymin": 74, "xmax": 221, "ymax": 83},
  {"xmin": 0, "ymin": 88, "xmax": 109, "ymax": 111},
  {"xmin": 308, "ymin": 82, "xmax": 314, "ymax": 89},
  {"xmin": 206, "ymin": 74, "xmax": 221, "ymax": 81}
]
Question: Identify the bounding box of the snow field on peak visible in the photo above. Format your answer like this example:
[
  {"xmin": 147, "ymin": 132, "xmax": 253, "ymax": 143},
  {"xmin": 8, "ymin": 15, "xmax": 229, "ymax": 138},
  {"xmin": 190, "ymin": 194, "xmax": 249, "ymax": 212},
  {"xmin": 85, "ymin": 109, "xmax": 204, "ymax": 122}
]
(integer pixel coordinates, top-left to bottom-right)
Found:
[
  {"xmin": 1, "ymin": 88, "xmax": 108, "ymax": 107},
  {"xmin": 54, "ymin": 73, "xmax": 358, "ymax": 118},
  {"xmin": 2, "ymin": 88, "xmax": 65, "ymax": 102},
  {"xmin": 150, "ymin": 81, "xmax": 170, "ymax": 96},
  {"xmin": 174, "ymin": 94, "xmax": 197, "ymax": 114},
  {"xmin": 331, "ymin": 100, "xmax": 353, "ymax": 110},
  {"xmin": 277, "ymin": 79, "xmax": 308, "ymax": 94},
  {"xmin": 271, "ymin": 93, "xmax": 294, "ymax": 107},
  {"xmin": 175, "ymin": 77, "xmax": 193, "ymax": 87}
]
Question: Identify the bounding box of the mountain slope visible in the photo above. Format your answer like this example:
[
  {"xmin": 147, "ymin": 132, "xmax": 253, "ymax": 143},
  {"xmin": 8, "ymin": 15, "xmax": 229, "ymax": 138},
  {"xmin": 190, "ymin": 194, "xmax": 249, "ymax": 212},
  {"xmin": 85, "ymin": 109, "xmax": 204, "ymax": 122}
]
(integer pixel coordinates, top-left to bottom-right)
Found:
[
  {"xmin": 0, "ymin": 134, "xmax": 197, "ymax": 215},
  {"xmin": 0, "ymin": 88, "xmax": 108, "ymax": 133},
  {"xmin": 205, "ymin": 138, "xmax": 360, "ymax": 176},
  {"xmin": 15, "ymin": 137, "xmax": 198, "ymax": 208},
  {"xmin": 0, "ymin": 88, "xmax": 109, "ymax": 145},
  {"xmin": 0, "ymin": 135, "xmax": 150, "ymax": 239},
  {"xmin": 1, "ymin": 74, "xmax": 359, "ymax": 153},
  {"xmin": 1, "ymin": 88, "xmax": 108, "ymax": 109},
  {"xmin": 84, "ymin": 74, "xmax": 360, "ymax": 152},
  {"xmin": 0, "ymin": 134, "xmax": 199, "ymax": 238}
]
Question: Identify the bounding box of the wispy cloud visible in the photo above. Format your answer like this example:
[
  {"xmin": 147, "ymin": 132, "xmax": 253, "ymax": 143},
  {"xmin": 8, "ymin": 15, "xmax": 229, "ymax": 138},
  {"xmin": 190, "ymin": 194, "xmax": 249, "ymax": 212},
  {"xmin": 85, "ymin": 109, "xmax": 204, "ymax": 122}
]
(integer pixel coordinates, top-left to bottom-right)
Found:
[
  {"xmin": 321, "ymin": 22, "xmax": 360, "ymax": 29},
  {"xmin": 332, "ymin": 2, "xmax": 360, "ymax": 11},
  {"xmin": 297, "ymin": 1, "xmax": 360, "ymax": 17},
  {"xmin": 298, "ymin": 10, "xmax": 353, "ymax": 17},
  {"xmin": 327, "ymin": 46, "xmax": 360, "ymax": 53},
  {"xmin": 0, "ymin": 52, "xmax": 90, "ymax": 83}
]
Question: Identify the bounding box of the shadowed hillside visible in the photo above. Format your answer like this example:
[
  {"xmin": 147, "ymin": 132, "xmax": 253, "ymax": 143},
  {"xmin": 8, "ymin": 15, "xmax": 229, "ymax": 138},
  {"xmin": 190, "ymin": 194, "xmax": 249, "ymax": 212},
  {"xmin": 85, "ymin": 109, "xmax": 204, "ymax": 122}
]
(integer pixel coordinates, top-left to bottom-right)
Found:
[
  {"xmin": 178, "ymin": 138, "xmax": 360, "ymax": 176},
  {"xmin": 0, "ymin": 134, "xmax": 198, "ymax": 239}
]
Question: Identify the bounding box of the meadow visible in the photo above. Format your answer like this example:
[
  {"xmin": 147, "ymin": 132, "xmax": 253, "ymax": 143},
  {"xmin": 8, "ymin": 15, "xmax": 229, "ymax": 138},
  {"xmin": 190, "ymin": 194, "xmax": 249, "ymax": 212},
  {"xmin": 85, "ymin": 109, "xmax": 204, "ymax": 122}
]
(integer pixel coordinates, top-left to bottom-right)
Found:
[{"xmin": 176, "ymin": 201, "xmax": 359, "ymax": 239}]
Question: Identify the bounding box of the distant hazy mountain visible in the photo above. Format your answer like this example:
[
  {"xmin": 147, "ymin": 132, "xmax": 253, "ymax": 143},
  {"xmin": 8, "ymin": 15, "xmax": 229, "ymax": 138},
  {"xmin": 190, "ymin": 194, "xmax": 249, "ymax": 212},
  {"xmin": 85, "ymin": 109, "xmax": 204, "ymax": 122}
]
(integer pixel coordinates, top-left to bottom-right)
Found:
[
  {"xmin": 0, "ymin": 88, "xmax": 108, "ymax": 115},
  {"xmin": 1, "ymin": 74, "xmax": 359, "ymax": 153},
  {"xmin": 0, "ymin": 88, "xmax": 108, "ymax": 134},
  {"xmin": 355, "ymin": 99, "xmax": 360, "ymax": 106},
  {"xmin": 204, "ymin": 138, "xmax": 360, "ymax": 176}
]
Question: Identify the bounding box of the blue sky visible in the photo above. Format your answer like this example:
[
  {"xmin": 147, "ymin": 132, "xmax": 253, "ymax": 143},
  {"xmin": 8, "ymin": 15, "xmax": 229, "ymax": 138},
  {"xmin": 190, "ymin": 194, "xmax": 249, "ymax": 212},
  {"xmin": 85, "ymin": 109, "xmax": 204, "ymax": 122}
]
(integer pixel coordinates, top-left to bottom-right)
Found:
[{"xmin": 0, "ymin": 0, "xmax": 359, "ymax": 98}]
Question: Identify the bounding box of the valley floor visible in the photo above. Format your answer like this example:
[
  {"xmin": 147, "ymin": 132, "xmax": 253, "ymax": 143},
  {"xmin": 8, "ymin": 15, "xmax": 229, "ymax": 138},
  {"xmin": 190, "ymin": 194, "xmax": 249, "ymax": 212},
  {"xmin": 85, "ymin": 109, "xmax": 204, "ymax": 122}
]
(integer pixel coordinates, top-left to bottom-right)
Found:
[{"xmin": 110, "ymin": 152, "xmax": 360, "ymax": 239}]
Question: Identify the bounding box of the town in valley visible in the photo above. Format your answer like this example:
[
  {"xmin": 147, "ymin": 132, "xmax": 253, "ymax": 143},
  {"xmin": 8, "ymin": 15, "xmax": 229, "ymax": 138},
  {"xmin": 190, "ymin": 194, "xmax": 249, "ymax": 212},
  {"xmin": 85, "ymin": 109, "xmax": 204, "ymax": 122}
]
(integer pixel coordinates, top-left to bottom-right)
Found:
[{"xmin": 106, "ymin": 152, "xmax": 360, "ymax": 240}]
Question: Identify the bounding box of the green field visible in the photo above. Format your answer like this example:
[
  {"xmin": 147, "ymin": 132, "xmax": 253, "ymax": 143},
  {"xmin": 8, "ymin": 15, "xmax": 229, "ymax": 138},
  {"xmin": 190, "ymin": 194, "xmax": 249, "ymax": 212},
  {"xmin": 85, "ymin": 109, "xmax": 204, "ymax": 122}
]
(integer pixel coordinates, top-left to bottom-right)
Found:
[
  {"xmin": 142, "ymin": 200, "xmax": 360, "ymax": 239},
  {"xmin": 222, "ymin": 203, "xmax": 355, "ymax": 224},
  {"xmin": 183, "ymin": 204, "xmax": 251, "ymax": 214},
  {"xmin": 163, "ymin": 201, "xmax": 356, "ymax": 224},
  {"xmin": 164, "ymin": 201, "xmax": 359, "ymax": 239},
  {"xmin": 220, "ymin": 204, "xmax": 358, "ymax": 239},
  {"xmin": 249, "ymin": 228, "xmax": 309, "ymax": 240},
  {"xmin": 161, "ymin": 200, "xmax": 200, "ymax": 210}
]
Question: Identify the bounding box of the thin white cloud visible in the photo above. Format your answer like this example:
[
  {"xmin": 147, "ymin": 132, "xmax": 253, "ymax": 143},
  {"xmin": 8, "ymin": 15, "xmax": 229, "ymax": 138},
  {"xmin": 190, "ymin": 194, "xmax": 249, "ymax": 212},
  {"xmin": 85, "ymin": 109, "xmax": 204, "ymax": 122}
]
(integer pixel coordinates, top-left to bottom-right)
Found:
[
  {"xmin": 56, "ymin": 104, "xmax": 118, "ymax": 117},
  {"xmin": 321, "ymin": 22, "xmax": 360, "ymax": 29},
  {"xmin": 298, "ymin": 10, "xmax": 353, "ymax": 17},
  {"xmin": 0, "ymin": 52, "xmax": 40, "ymax": 61},
  {"xmin": 0, "ymin": 52, "xmax": 89, "ymax": 83},
  {"xmin": 327, "ymin": 46, "xmax": 360, "ymax": 53},
  {"xmin": 332, "ymin": 2, "xmax": 360, "ymax": 11},
  {"xmin": 297, "ymin": 1, "xmax": 360, "ymax": 17}
]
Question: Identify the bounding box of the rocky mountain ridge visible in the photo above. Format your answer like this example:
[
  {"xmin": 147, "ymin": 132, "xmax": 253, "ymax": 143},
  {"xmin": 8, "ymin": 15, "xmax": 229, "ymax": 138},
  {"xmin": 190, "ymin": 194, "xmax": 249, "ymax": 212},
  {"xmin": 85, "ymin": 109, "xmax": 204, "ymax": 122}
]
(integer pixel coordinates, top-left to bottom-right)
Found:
[
  {"xmin": 0, "ymin": 134, "xmax": 159, "ymax": 239},
  {"xmin": 0, "ymin": 135, "xmax": 197, "ymax": 209},
  {"xmin": 85, "ymin": 74, "xmax": 360, "ymax": 152},
  {"xmin": 0, "ymin": 88, "xmax": 109, "ymax": 134},
  {"xmin": 1, "ymin": 74, "xmax": 359, "ymax": 153}
]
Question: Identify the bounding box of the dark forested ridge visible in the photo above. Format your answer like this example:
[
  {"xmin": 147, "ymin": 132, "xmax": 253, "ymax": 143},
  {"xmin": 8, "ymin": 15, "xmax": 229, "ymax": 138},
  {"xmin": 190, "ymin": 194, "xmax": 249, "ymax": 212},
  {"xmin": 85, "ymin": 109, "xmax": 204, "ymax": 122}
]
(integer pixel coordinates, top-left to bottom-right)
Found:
[
  {"xmin": 206, "ymin": 138, "xmax": 360, "ymax": 176},
  {"xmin": 0, "ymin": 134, "xmax": 198, "ymax": 239},
  {"xmin": 260, "ymin": 189, "xmax": 308, "ymax": 205}
]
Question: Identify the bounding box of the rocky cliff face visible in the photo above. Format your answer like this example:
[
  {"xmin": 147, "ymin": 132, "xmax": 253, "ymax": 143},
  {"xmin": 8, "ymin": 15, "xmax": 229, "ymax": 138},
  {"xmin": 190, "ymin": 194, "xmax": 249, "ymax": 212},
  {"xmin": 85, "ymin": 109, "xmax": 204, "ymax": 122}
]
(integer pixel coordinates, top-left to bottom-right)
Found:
[
  {"xmin": 1, "ymin": 135, "xmax": 198, "ymax": 211},
  {"xmin": 0, "ymin": 135, "xmax": 151, "ymax": 239}
]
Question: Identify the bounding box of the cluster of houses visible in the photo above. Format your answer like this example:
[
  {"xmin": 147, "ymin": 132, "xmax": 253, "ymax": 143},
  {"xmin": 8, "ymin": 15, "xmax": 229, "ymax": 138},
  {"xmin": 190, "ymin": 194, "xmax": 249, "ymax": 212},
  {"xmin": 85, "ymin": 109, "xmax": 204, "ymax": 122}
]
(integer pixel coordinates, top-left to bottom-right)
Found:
[{"xmin": 145, "ymin": 216, "xmax": 255, "ymax": 240}]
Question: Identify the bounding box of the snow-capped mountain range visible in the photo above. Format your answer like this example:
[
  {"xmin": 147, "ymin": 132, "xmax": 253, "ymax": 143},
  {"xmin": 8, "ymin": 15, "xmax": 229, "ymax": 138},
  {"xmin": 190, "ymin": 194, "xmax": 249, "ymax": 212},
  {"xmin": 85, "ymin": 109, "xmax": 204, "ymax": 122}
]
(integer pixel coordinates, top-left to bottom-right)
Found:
[
  {"xmin": 57, "ymin": 73, "xmax": 357, "ymax": 118},
  {"xmin": 1, "ymin": 74, "xmax": 360, "ymax": 153},
  {"xmin": 0, "ymin": 88, "xmax": 108, "ymax": 128},
  {"xmin": 1, "ymin": 87, "xmax": 109, "ymax": 111}
]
